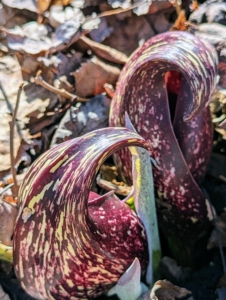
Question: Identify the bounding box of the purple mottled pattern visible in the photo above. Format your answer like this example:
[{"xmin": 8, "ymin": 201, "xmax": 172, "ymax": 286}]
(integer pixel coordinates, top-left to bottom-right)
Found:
[
  {"xmin": 13, "ymin": 128, "xmax": 150, "ymax": 299},
  {"xmin": 109, "ymin": 31, "xmax": 218, "ymax": 222}
]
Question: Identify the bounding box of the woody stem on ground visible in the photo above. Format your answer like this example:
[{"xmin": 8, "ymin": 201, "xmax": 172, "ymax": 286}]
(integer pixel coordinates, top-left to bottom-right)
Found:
[
  {"xmin": 9, "ymin": 83, "xmax": 24, "ymax": 197},
  {"xmin": 34, "ymin": 70, "xmax": 88, "ymax": 103}
]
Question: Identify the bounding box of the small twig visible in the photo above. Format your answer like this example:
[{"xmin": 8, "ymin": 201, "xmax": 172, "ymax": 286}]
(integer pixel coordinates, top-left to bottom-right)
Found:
[
  {"xmin": 34, "ymin": 70, "xmax": 88, "ymax": 103},
  {"xmin": 96, "ymin": 173, "xmax": 132, "ymax": 196},
  {"xmin": 9, "ymin": 83, "xmax": 24, "ymax": 197},
  {"xmin": 173, "ymin": 0, "xmax": 182, "ymax": 15},
  {"xmin": 0, "ymin": 80, "xmax": 13, "ymax": 113},
  {"xmin": 83, "ymin": 1, "xmax": 150, "ymax": 23},
  {"xmin": 0, "ymin": 80, "xmax": 23, "ymax": 138},
  {"xmin": 0, "ymin": 183, "xmax": 14, "ymax": 196}
]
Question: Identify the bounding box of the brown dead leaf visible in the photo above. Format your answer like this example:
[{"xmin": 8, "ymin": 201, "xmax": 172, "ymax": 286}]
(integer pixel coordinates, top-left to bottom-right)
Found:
[
  {"xmin": 0, "ymin": 3, "xmax": 17, "ymax": 27},
  {"xmin": 37, "ymin": 0, "xmax": 72, "ymax": 15},
  {"xmin": 89, "ymin": 16, "xmax": 113, "ymax": 43},
  {"xmin": 2, "ymin": 22, "xmax": 52, "ymax": 55},
  {"xmin": 57, "ymin": 51, "xmax": 83, "ymax": 78},
  {"xmin": 150, "ymin": 280, "xmax": 191, "ymax": 300},
  {"xmin": 3, "ymin": 20, "xmax": 81, "ymax": 55},
  {"xmin": 102, "ymin": 13, "xmax": 155, "ymax": 56},
  {"xmin": 101, "ymin": 7, "xmax": 173, "ymax": 56},
  {"xmin": 98, "ymin": 0, "xmax": 173, "ymax": 16},
  {"xmin": 72, "ymin": 56, "xmax": 120, "ymax": 98},
  {"xmin": 2, "ymin": 0, "xmax": 37, "ymax": 13},
  {"xmin": 49, "ymin": 4, "xmax": 85, "ymax": 28},
  {"xmin": 37, "ymin": 0, "xmax": 52, "ymax": 14},
  {"xmin": 79, "ymin": 36, "xmax": 128, "ymax": 65},
  {"xmin": 0, "ymin": 55, "xmax": 25, "ymax": 179},
  {"xmin": 2, "ymin": 195, "xmax": 18, "ymax": 206},
  {"xmin": 189, "ymin": 0, "xmax": 226, "ymax": 25},
  {"xmin": 50, "ymin": 94, "xmax": 110, "ymax": 146},
  {"xmin": 0, "ymin": 198, "xmax": 18, "ymax": 246},
  {"xmin": 171, "ymin": 10, "xmax": 187, "ymax": 31},
  {"xmin": 0, "ymin": 52, "xmax": 63, "ymax": 177}
]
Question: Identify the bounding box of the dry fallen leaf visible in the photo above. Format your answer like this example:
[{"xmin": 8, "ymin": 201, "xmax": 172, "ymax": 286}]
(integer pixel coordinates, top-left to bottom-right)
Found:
[
  {"xmin": 49, "ymin": 4, "xmax": 84, "ymax": 28},
  {"xmin": 189, "ymin": 0, "xmax": 226, "ymax": 25},
  {"xmin": 72, "ymin": 56, "xmax": 120, "ymax": 98},
  {"xmin": 3, "ymin": 19, "xmax": 84, "ymax": 55},
  {"xmin": 37, "ymin": 0, "xmax": 72, "ymax": 15},
  {"xmin": 171, "ymin": 10, "xmax": 187, "ymax": 31},
  {"xmin": 50, "ymin": 94, "xmax": 110, "ymax": 146},
  {"xmin": 150, "ymin": 280, "xmax": 191, "ymax": 300},
  {"xmin": 0, "ymin": 198, "xmax": 18, "ymax": 246},
  {"xmin": 79, "ymin": 36, "xmax": 128, "ymax": 65},
  {"xmin": 1, "ymin": 0, "xmax": 37, "ymax": 13},
  {"xmin": 0, "ymin": 55, "xmax": 25, "ymax": 179}
]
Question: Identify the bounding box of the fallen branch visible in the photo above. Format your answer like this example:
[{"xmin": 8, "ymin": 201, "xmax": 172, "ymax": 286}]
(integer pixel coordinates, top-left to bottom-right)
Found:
[
  {"xmin": 9, "ymin": 83, "xmax": 24, "ymax": 197},
  {"xmin": 34, "ymin": 70, "xmax": 88, "ymax": 103}
]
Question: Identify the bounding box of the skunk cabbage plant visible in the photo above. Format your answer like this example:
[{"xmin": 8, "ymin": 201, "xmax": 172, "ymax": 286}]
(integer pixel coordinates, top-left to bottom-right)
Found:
[
  {"xmin": 109, "ymin": 31, "xmax": 218, "ymax": 264},
  {"xmin": 13, "ymin": 127, "xmax": 152, "ymax": 299},
  {"xmin": 107, "ymin": 257, "xmax": 148, "ymax": 300}
]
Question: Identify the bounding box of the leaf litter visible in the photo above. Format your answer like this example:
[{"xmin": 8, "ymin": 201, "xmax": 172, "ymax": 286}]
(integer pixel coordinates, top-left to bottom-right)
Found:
[{"xmin": 0, "ymin": 0, "xmax": 226, "ymax": 299}]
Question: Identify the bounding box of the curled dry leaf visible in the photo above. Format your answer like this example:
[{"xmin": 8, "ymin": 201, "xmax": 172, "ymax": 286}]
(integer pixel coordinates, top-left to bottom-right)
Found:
[
  {"xmin": 1, "ymin": 0, "xmax": 37, "ymax": 13},
  {"xmin": 101, "ymin": 6, "xmax": 174, "ymax": 56},
  {"xmin": 101, "ymin": 0, "xmax": 173, "ymax": 16},
  {"xmin": 138, "ymin": 280, "xmax": 191, "ymax": 300},
  {"xmin": 102, "ymin": 14, "xmax": 155, "ymax": 55},
  {"xmin": 0, "ymin": 55, "xmax": 26, "ymax": 180},
  {"xmin": 170, "ymin": 9, "xmax": 187, "ymax": 31},
  {"xmin": 79, "ymin": 36, "xmax": 128, "ymax": 65},
  {"xmin": 0, "ymin": 3, "xmax": 17, "ymax": 27},
  {"xmin": 72, "ymin": 56, "xmax": 120, "ymax": 97},
  {"xmin": 50, "ymin": 94, "xmax": 110, "ymax": 146},
  {"xmin": 3, "ymin": 19, "xmax": 87, "ymax": 55},
  {"xmin": 37, "ymin": 0, "xmax": 72, "ymax": 15},
  {"xmin": 150, "ymin": 280, "xmax": 191, "ymax": 300},
  {"xmin": 0, "ymin": 198, "xmax": 18, "ymax": 246},
  {"xmin": 57, "ymin": 51, "xmax": 83, "ymax": 78},
  {"xmin": 189, "ymin": 0, "xmax": 226, "ymax": 25},
  {"xmin": 48, "ymin": 4, "xmax": 84, "ymax": 28},
  {"xmin": 2, "ymin": 22, "xmax": 52, "ymax": 55},
  {"xmin": 89, "ymin": 16, "xmax": 113, "ymax": 43}
]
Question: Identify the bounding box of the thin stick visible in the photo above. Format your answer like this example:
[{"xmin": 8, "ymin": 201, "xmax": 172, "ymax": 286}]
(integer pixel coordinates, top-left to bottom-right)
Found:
[
  {"xmin": 9, "ymin": 83, "xmax": 24, "ymax": 197},
  {"xmin": 0, "ymin": 183, "xmax": 14, "ymax": 196},
  {"xmin": 34, "ymin": 71, "xmax": 88, "ymax": 103},
  {"xmin": 0, "ymin": 80, "xmax": 13, "ymax": 114},
  {"xmin": 83, "ymin": 1, "xmax": 150, "ymax": 23}
]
